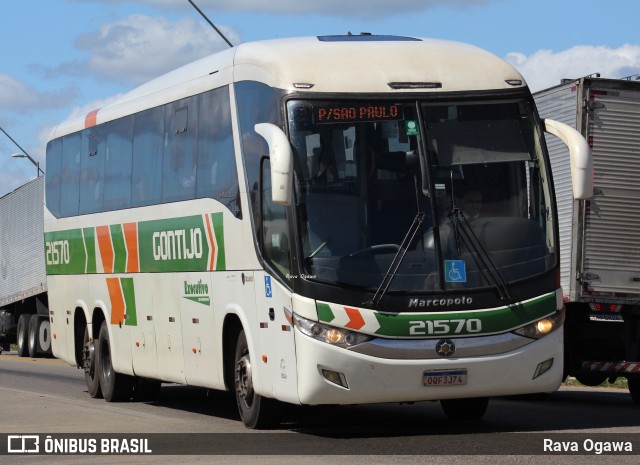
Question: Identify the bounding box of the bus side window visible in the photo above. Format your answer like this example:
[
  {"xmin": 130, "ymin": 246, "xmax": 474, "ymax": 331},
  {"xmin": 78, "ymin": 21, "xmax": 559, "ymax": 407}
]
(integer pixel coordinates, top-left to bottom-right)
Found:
[
  {"xmin": 79, "ymin": 130, "xmax": 105, "ymax": 215},
  {"xmin": 104, "ymin": 117, "xmax": 133, "ymax": 211},
  {"xmin": 163, "ymin": 97, "xmax": 197, "ymax": 203},
  {"xmin": 60, "ymin": 133, "xmax": 82, "ymax": 217},
  {"xmin": 132, "ymin": 107, "xmax": 164, "ymax": 207},
  {"xmin": 45, "ymin": 138, "xmax": 63, "ymax": 217},
  {"xmin": 196, "ymin": 86, "xmax": 240, "ymax": 216},
  {"xmin": 261, "ymin": 159, "xmax": 291, "ymax": 279}
]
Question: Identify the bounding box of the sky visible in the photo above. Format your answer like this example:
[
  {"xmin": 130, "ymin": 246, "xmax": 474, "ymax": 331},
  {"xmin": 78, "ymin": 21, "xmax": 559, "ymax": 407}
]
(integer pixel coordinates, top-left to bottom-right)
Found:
[{"xmin": 1, "ymin": 0, "xmax": 640, "ymax": 197}]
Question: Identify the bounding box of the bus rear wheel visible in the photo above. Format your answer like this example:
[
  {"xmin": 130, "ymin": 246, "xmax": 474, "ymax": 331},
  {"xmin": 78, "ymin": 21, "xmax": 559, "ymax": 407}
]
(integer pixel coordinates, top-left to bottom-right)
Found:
[
  {"xmin": 234, "ymin": 330, "xmax": 279, "ymax": 429},
  {"xmin": 83, "ymin": 326, "xmax": 102, "ymax": 398},
  {"xmin": 440, "ymin": 397, "xmax": 489, "ymax": 421},
  {"xmin": 98, "ymin": 321, "xmax": 134, "ymax": 402}
]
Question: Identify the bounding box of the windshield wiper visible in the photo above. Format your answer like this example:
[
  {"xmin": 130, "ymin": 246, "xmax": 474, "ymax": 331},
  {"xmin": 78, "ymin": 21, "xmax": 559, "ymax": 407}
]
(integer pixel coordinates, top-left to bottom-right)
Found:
[
  {"xmin": 449, "ymin": 208, "xmax": 512, "ymax": 302},
  {"xmin": 364, "ymin": 211, "xmax": 425, "ymax": 308}
]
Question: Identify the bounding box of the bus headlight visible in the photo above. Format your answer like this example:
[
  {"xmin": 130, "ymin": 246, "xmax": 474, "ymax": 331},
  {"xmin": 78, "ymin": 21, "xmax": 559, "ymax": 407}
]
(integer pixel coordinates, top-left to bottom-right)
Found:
[
  {"xmin": 513, "ymin": 308, "xmax": 565, "ymax": 339},
  {"xmin": 293, "ymin": 314, "xmax": 372, "ymax": 348}
]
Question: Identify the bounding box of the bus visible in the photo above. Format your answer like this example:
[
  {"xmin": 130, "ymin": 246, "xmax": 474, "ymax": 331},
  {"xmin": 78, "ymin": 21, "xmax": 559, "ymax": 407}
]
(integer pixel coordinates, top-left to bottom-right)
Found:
[{"xmin": 44, "ymin": 35, "xmax": 592, "ymax": 428}]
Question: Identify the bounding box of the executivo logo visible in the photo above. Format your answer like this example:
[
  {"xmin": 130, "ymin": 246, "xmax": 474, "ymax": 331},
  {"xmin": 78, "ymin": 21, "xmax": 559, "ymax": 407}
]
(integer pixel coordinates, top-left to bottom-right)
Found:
[{"xmin": 183, "ymin": 279, "xmax": 211, "ymax": 306}]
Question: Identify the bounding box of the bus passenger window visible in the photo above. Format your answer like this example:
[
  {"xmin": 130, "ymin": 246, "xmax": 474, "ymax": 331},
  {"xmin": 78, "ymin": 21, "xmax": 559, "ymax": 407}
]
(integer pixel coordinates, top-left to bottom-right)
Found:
[
  {"xmin": 196, "ymin": 86, "xmax": 240, "ymax": 216},
  {"xmin": 163, "ymin": 99, "xmax": 197, "ymax": 203},
  {"xmin": 60, "ymin": 133, "xmax": 82, "ymax": 217},
  {"xmin": 132, "ymin": 107, "xmax": 164, "ymax": 207}
]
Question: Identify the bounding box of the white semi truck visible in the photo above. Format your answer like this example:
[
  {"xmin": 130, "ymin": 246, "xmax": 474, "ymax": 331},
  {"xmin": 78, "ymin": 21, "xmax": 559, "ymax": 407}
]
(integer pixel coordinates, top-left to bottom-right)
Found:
[
  {"xmin": 0, "ymin": 176, "xmax": 51, "ymax": 357},
  {"xmin": 534, "ymin": 77, "xmax": 640, "ymax": 401}
]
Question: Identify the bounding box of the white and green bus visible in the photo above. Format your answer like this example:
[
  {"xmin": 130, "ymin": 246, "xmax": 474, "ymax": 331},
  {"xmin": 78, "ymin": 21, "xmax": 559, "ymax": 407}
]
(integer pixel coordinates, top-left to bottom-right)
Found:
[{"xmin": 45, "ymin": 35, "xmax": 592, "ymax": 428}]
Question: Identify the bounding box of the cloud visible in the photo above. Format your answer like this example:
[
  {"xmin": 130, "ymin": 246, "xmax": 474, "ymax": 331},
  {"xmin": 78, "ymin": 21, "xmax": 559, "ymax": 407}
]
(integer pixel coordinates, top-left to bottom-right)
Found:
[
  {"xmin": 52, "ymin": 14, "xmax": 241, "ymax": 86},
  {"xmin": 0, "ymin": 74, "xmax": 78, "ymax": 114},
  {"xmin": 507, "ymin": 44, "xmax": 640, "ymax": 92},
  {"xmin": 76, "ymin": 0, "xmax": 496, "ymax": 19}
]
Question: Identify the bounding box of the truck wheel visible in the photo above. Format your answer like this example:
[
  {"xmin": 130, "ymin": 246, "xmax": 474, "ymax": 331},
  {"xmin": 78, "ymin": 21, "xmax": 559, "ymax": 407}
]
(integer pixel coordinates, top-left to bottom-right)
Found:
[
  {"xmin": 97, "ymin": 321, "xmax": 134, "ymax": 402},
  {"xmin": 629, "ymin": 378, "xmax": 640, "ymax": 404},
  {"xmin": 83, "ymin": 326, "xmax": 102, "ymax": 398},
  {"xmin": 27, "ymin": 314, "xmax": 39, "ymax": 358},
  {"xmin": 16, "ymin": 314, "xmax": 29, "ymax": 357},
  {"xmin": 37, "ymin": 318, "xmax": 51, "ymax": 354},
  {"xmin": 234, "ymin": 330, "xmax": 279, "ymax": 429},
  {"xmin": 441, "ymin": 397, "xmax": 489, "ymax": 421}
]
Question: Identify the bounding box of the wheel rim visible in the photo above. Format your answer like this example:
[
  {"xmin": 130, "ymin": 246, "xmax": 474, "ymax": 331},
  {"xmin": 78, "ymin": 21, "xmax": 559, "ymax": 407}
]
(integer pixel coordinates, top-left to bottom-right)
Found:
[
  {"xmin": 235, "ymin": 354, "xmax": 254, "ymax": 408},
  {"xmin": 83, "ymin": 339, "xmax": 96, "ymax": 377},
  {"xmin": 100, "ymin": 338, "xmax": 113, "ymax": 383}
]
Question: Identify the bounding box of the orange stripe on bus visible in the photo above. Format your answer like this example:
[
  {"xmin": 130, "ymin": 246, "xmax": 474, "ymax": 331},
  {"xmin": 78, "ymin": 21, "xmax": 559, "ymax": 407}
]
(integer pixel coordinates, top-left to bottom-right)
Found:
[
  {"xmin": 205, "ymin": 214, "xmax": 216, "ymax": 271},
  {"xmin": 85, "ymin": 109, "xmax": 99, "ymax": 128},
  {"xmin": 96, "ymin": 225, "xmax": 114, "ymax": 273},
  {"xmin": 123, "ymin": 222, "xmax": 139, "ymax": 273},
  {"xmin": 107, "ymin": 278, "xmax": 125, "ymax": 325}
]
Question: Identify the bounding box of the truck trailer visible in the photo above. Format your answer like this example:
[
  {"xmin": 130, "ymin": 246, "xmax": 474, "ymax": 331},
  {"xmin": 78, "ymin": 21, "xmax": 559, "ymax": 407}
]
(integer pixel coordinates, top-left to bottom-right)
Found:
[
  {"xmin": 0, "ymin": 177, "xmax": 51, "ymax": 357},
  {"xmin": 534, "ymin": 77, "xmax": 640, "ymax": 401}
]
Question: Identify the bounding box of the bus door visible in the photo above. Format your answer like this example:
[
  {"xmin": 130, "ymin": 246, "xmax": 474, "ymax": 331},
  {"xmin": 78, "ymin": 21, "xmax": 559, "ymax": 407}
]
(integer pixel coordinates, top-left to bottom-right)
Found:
[{"xmin": 253, "ymin": 270, "xmax": 298, "ymax": 403}]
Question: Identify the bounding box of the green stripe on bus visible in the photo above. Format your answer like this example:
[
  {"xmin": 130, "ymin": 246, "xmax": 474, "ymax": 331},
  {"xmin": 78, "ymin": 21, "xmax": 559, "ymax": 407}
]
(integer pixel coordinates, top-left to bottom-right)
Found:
[
  {"xmin": 211, "ymin": 212, "xmax": 226, "ymax": 271},
  {"xmin": 315, "ymin": 292, "xmax": 557, "ymax": 338},
  {"xmin": 83, "ymin": 227, "xmax": 97, "ymax": 274},
  {"xmin": 46, "ymin": 212, "xmax": 226, "ymax": 275},
  {"xmin": 110, "ymin": 224, "xmax": 127, "ymax": 274},
  {"xmin": 138, "ymin": 215, "xmax": 210, "ymax": 272},
  {"xmin": 371, "ymin": 292, "xmax": 556, "ymax": 337},
  {"xmin": 317, "ymin": 303, "xmax": 335, "ymax": 323},
  {"xmin": 121, "ymin": 277, "xmax": 137, "ymax": 326},
  {"xmin": 44, "ymin": 229, "xmax": 86, "ymax": 275}
]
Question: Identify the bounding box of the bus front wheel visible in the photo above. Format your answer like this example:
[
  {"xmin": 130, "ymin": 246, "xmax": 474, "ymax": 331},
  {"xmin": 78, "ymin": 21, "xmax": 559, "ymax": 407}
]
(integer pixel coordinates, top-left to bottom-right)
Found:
[
  {"xmin": 98, "ymin": 321, "xmax": 134, "ymax": 402},
  {"xmin": 234, "ymin": 330, "xmax": 279, "ymax": 429}
]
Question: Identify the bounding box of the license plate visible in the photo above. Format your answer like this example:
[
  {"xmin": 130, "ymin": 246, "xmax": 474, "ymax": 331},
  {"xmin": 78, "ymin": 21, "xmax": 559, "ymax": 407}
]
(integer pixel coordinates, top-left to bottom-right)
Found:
[
  {"xmin": 589, "ymin": 313, "xmax": 624, "ymax": 322},
  {"xmin": 423, "ymin": 369, "xmax": 467, "ymax": 387}
]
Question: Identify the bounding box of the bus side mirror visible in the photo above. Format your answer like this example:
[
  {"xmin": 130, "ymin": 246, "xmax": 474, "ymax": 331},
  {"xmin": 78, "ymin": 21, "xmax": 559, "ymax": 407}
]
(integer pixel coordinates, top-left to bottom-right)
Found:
[
  {"xmin": 543, "ymin": 118, "xmax": 593, "ymax": 200},
  {"xmin": 255, "ymin": 123, "xmax": 293, "ymax": 206}
]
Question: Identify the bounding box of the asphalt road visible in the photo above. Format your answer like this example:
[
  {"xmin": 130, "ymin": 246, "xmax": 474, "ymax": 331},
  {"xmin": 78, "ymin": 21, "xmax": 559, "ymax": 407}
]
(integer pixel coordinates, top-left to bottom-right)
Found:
[{"xmin": 1, "ymin": 352, "xmax": 639, "ymax": 464}]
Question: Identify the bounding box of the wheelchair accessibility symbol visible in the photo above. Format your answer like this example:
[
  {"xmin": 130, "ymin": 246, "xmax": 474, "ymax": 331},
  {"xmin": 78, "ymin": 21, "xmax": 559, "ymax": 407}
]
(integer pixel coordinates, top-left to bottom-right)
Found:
[{"xmin": 445, "ymin": 260, "xmax": 467, "ymax": 283}]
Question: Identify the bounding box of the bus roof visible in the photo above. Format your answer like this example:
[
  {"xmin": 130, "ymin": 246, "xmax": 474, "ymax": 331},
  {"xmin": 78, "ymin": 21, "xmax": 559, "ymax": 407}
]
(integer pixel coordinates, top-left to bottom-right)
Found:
[{"xmin": 49, "ymin": 35, "xmax": 526, "ymax": 140}]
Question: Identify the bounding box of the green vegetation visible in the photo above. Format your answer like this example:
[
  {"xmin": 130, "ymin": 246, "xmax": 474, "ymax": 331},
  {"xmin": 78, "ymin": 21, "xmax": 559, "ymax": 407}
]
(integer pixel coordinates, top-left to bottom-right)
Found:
[{"xmin": 563, "ymin": 376, "xmax": 629, "ymax": 389}]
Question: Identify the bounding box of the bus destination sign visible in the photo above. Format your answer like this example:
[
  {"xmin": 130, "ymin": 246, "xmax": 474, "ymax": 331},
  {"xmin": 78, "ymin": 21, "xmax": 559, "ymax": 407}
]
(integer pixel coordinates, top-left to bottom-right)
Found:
[{"xmin": 315, "ymin": 103, "xmax": 403, "ymax": 124}]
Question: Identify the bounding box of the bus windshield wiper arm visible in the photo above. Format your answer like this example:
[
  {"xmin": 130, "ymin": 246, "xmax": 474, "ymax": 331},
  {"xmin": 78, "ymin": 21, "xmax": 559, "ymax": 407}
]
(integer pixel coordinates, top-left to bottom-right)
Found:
[
  {"xmin": 365, "ymin": 212, "xmax": 425, "ymax": 308},
  {"xmin": 453, "ymin": 211, "xmax": 512, "ymax": 302}
]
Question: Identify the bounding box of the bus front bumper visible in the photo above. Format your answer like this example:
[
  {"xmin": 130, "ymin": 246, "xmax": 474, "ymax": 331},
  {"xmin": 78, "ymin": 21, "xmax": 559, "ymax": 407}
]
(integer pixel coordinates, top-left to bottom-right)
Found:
[{"xmin": 294, "ymin": 327, "xmax": 563, "ymax": 405}]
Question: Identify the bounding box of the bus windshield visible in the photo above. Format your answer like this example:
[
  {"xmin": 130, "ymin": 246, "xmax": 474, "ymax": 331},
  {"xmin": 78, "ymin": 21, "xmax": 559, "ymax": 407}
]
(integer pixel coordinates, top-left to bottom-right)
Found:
[{"xmin": 287, "ymin": 98, "xmax": 555, "ymax": 294}]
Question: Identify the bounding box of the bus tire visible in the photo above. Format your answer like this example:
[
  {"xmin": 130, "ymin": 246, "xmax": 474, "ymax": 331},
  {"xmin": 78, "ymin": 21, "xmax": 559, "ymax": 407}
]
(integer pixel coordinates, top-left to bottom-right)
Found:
[
  {"xmin": 38, "ymin": 318, "xmax": 51, "ymax": 354},
  {"xmin": 98, "ymin": 321, "xmax": 134, "ymax": 402},
  {"xmin": 83, "ymin": 326, "xmax": 102, "ymax": 398},
  {"xmin": 16, "ymin": 314, "xmax": 29, "ymax": 357},
  {"xmin": 629, "ymin": 378, "xmax": 640, "ymax": 404},
  {"xmin": 234, "ymin": 330, "xmax": 279, "ymax": 429},
  {"xmin": 28, "ymin": 314, "xmax": 39, "ymax": 358},
  {"xmin": 440, "ymin": 397, "xmax": 489, "ymax": 421}
]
